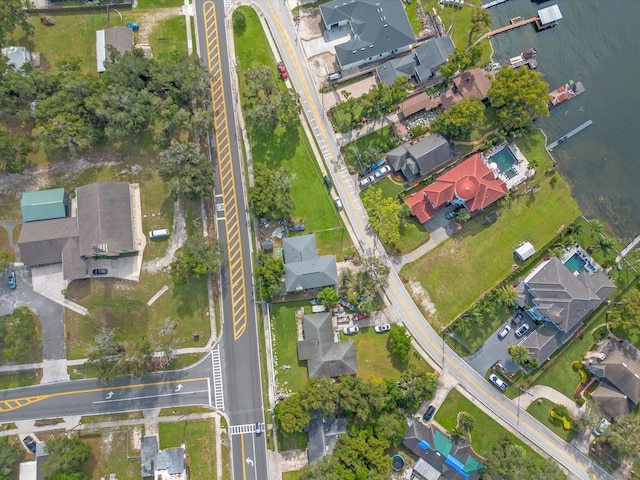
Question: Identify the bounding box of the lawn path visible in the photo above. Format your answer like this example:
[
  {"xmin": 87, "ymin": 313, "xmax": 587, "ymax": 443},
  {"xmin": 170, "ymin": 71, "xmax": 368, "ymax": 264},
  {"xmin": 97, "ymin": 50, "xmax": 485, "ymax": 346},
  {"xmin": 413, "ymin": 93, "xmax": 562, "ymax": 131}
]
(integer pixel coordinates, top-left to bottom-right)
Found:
[{"xmin": 515, "ymin": 385, "xmax": 583, "ymax": 418}]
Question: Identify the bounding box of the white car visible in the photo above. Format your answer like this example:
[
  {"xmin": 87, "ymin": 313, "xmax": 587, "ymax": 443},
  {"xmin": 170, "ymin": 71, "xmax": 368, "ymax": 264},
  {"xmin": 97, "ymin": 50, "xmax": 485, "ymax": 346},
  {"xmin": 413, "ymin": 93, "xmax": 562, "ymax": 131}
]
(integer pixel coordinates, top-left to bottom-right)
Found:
[
  {"xmin": 359, "ymin": 176, "xmax": 374, "ymax": 188},
  {"xmin": 374, "ymin": 324, "xmax": 391, "ymax": 333},
  {"xmin": 374, "ymin": 165, "xmax": 391, "ymax": 178},
  {"xmin": 489, "ymin": 373, "xmax": 508, "ymax": 391},
  {"xmin": 515, "ymin": 323, "xmax": 530, "ymax": 338},
  {"xmin": 343, "ymin": 326, "xmax": 359, "ymax": 335},
  {"xmin": 334, "ymin": 196, "xmax": 343, "ymax": 210},
  {"xmin": 497, "ymin": 325, "xmax": 511, "ymax": 340}
]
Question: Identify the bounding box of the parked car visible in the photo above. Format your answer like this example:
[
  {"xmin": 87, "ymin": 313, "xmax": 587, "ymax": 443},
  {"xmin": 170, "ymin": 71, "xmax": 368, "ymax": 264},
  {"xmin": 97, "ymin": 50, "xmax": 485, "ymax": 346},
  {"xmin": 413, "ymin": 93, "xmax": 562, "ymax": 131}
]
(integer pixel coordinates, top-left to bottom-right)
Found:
[
  {"xmin": 489, "ymin": 373, "xmax": 508, "ymax": 392},
  {"xmin": 331, "ymin": 306, "xmax": 345, "ymax": 315},
  {"xmin": 343, "ymin": 326, "xmax": 359, "ymax": 335},
  {"xmin": 339, "ymin": 297, "xmax": 356, "ymax": 312},
  {"xmin": 423, "ymin": 405, "xmax": 436, "ymax": 422},
  {"xmin": 593, "ymin": 418, "xmax": 611, "ymax": 437},
  {"xmin": 290, "ymin": 224, "xmax": 306, "ymax": 232},
  {"xmin": 511, "ymin": 312, "xmax": 524, "ymax": 326},
  {"xmin": 515, "ymin": 323, "xmax": 530, "ymax": 338},
  {"xmin": 368, "ymin": 159, "xmax": 386, "ymax": 173},
  {"xmin": 355, "ymin": 313, "xmax": 371, "ymax": 320},
  {"xmin": 277, "ymin": 62, "xmax": 288, "ymax": 79},
  {"xmin": 497, "ymin": 325, "xmax": 511, "ymax": 340},
  {"xmin": 374, "ymin": 323, "xmax": 391, "ymax": 333},
  {"xmin": 255, "ymin": 422, "xmax": 263, "ymax": 435},
  {"xmin": 446, "ymin": 205, "xmax": 463, "ymax": 219},
  {"xmin": 22, "ymin": 435, "xmax": 36, "ymax": 453},
  {"xmin": 8, "ymin": 271, "xmax": 16, "ymax": 289},
  {"xmin": 323, "ymin": 175, "xmax": 332, "ymax": 189},
  {"xmin": 334, "ymin": 196, "xmax": 343, "ymax": 211},
  {"xmin": 310, "ymin": 298, "xmax": 320, "ymax": 305},
  {"xmin": 359, "ymin": 175, "xmax": 374, "ymax": 188},
  {"xmin": 374, "ymin": 165, "xmax": 391, "ymax": 178},
  {"xmin": 92, "ymin": 269, "xmax": 108, "ymax": 275}
]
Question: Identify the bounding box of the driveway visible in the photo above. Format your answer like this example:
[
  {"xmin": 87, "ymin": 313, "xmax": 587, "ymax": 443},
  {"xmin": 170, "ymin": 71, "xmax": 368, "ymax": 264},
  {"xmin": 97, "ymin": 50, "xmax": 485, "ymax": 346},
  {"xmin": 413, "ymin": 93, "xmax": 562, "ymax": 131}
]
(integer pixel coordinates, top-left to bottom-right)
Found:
[
  {"xmin": 1, "ymin": 266, "xmax": 66, "ymax": 361},
  {"xmin": 465, "ymin": 313, "xmax": 538, "ymax": 376}
]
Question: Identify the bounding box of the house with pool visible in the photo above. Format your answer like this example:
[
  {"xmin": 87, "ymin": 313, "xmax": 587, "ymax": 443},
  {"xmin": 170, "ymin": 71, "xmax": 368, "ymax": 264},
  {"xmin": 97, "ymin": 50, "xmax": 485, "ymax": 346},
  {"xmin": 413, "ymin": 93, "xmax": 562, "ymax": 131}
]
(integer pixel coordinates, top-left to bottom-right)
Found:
[{"xmin": 515, "ymin": 247, "xmax": 615, "ymax": 365}]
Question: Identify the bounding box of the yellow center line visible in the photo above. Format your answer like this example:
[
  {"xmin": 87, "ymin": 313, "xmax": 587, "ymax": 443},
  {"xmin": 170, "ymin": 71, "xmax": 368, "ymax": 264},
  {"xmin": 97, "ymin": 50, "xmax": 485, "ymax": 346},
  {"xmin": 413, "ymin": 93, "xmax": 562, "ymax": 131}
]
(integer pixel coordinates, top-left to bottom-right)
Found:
[{"xmin": 264, "ymin": 3, "xmax": 597, "ymax": 478}]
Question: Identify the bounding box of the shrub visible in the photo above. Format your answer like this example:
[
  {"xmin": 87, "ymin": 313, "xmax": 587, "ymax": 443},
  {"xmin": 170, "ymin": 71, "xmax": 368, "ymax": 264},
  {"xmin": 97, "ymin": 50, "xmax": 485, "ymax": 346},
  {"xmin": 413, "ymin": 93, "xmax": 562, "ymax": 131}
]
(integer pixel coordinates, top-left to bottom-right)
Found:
[
  {"xmin": 579, "ymin": 367, "xmax": 588, "ymax": 384},
  {"xmin": 571, "ymin": 361, "xmax": 580, "ymax": 371},
  {"xmin": 549, "ymin": 409, "xmax": 572, "ymax": 430},
  {"xmin": 576, "ymin": 397, "xmax": 585, "ymax": 406}
]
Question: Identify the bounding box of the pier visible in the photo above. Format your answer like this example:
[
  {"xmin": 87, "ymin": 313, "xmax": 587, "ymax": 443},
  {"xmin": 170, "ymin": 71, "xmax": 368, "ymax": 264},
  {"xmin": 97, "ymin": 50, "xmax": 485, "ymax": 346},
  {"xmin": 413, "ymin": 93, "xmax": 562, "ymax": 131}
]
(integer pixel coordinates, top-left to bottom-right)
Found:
[
  {"xmin": 616, "ymin": 234, "xmax": 640, "ymax": 263},
  {"xmin": 547, "ymin": 120, "xmax": 593, "ymax": 151},
  {"xmin": 482, "ymin": 0, "xmax": 511, "ymax": 9},
  {"xmin": 549, "ymin": 81, "xmax": 586, "ymax": 108},
  {"xmin": 487, "ymin": 16, "xmax": 538, "ymax": 37}
]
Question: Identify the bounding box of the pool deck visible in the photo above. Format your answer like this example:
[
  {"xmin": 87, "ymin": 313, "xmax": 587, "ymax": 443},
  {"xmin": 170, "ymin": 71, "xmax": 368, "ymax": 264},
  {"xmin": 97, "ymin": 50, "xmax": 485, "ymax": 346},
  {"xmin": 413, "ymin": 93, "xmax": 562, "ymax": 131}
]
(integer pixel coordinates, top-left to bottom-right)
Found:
[
  {"xmin": 560, "ymin": 246, "xmax": 599, "ymax": 275},
  {"xmin": 482, "ymin": 143, "xmax": 534, "ymax": 189}
]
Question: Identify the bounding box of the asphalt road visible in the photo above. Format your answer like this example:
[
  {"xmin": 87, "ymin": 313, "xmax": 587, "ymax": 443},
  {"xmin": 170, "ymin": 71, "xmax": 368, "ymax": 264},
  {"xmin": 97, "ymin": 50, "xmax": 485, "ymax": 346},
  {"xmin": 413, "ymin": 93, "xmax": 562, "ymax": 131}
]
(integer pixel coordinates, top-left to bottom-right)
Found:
[
  {"xmin": 193, "ymin": 1, "xmax": 268, "ymax": 479},
  {"xmin": 259, "ymin": 2, "xmax": 612, "ymax": 479},
  {"xmin": 0, "ymin": 355, "xmax": 214, "ymax": 422}
]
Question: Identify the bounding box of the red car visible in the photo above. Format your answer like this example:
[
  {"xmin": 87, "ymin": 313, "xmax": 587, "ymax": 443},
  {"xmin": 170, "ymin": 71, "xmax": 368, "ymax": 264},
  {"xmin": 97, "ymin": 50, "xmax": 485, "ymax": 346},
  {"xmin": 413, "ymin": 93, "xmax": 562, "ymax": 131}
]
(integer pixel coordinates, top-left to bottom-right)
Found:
[{"xmin": 278, "ymin": 62, "xmax": 288, "ymax": 80}]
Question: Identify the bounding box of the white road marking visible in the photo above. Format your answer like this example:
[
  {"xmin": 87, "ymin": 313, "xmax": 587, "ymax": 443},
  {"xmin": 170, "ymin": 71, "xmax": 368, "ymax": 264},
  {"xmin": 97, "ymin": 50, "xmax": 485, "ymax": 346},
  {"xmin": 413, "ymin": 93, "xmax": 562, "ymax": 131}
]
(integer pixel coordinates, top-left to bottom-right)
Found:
[{"xmin": 93, "ymin": 389, "xmax": 210, "ymax": 404}]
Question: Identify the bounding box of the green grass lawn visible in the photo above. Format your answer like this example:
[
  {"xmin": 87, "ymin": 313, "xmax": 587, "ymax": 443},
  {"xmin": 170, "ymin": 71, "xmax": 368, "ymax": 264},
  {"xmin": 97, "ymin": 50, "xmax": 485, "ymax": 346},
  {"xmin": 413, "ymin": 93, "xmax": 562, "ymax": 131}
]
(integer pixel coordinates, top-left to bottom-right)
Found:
[
  {"xmin": 81, "ymin": 427, "xmax": 141, "ymax": 480},
  {"xmin": 342, "ymin": 126, "xmax": 400, "ymax": 173},
  {"xmin": 434, "ymin": 388, "xmax": 538, "ymax": 458},
  {"xmin": 526, "ymin": 398, "xmax": 578, "ymax": 443},
  {"xmin": 0, "ymin": 227, "xmax": 14, "ymax": 263},
  {"xmin": 282, "ymin": 471, "xmax": 304, "ymax": 480},
  {"xmin": 159, "ymin": 419, "xmax": 216, "ymax": 479},
  {"xmin": 270, "ymin": 301, "xmax": 309, "ymax": 392},
  {"xmin": 0, "ymin": 309, "xmax": 42, "ymax": 365},
  {"xmin": 402, "ymin": 130, "xmax": 581, "ymax": 328},
  {"xmin": 148, "ymin": 14, "xmax": 189, "ymax": 57},
  {"xmin": 0, "ymin": 370, "xmax": 41, "ymax": 389}
]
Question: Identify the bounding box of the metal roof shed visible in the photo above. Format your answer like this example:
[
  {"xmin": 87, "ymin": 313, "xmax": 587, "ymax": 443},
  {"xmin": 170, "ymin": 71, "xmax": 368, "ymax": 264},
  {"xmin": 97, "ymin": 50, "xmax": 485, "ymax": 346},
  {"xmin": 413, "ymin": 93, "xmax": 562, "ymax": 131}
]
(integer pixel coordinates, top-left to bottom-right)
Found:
[
  {"xmin": 21, "ymin": 188, "xmax": 68, "ymax": 222},
  {"xmin": 537, "ymin": 4, "xmax": 562, "ymax": 26},
  {"xmin": 514, "ymin": 241, "xmax": 536, "ymax": 262}
]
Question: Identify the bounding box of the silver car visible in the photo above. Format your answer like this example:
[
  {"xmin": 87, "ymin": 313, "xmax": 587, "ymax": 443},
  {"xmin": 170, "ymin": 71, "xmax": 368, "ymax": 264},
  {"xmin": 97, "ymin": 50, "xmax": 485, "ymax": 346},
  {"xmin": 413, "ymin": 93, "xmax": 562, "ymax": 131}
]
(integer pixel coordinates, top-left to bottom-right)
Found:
[
  {"xmin": 343, "ymin": 326, "xmax": 359, "ymax": 335},
  {"xmin": 359, "ymin": 176, "xmax": 374, "ymax": 188},
  {"xmin": 497, "ymin": 325, "xmax": 511, "ymax": 340}
]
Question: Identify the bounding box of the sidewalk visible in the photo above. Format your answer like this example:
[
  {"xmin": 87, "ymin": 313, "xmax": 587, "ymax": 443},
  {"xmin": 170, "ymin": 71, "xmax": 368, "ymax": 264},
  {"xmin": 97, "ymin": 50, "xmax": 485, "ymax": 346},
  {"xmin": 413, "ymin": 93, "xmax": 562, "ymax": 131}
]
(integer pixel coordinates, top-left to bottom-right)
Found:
[
  {"xmin": 334, "ymin": 112, "xmax": 400, "ymax": 147},
  {"xmin": 514, "ymin": 385, "xmax": 583, "ymax": 418}
]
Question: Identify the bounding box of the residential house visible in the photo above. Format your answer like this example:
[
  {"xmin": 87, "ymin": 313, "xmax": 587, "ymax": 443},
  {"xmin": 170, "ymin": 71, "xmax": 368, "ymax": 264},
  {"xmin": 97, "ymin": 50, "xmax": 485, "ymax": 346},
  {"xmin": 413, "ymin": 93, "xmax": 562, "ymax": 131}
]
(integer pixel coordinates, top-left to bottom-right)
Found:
[
  {"xmin": 403, "ymin": 417, "xmax": 483, "ymax": 480},
  {"xmin": 18, "ymin": 182, "xmax": 140, "ymax": 281},
  {"xmin": 440, "ymin": 68, "xmax": 493, "ymax": 109},
  {"xmin": 405, "ymin": 153, "xmax": 507, "ymax": 223},
  {"xmin": 141, "ymin": 435, "xmax": 187, "ymax": 480},
  {"xmin": 584, "ymin": 339, "xmax": 640, "ymax": 418},
  {"xmin": 386, "ymin": 133, "xmax": 456, "ymax": 182},
  {"xmin": 307, "ymin": 415, "xmax": 349, "ymax": 465},
  {"xmin": 283, "ymin": 234, "xmax": 338, "ymax": 292},
  {"xmin": 96, "ymin": 26, "xmax": 134, "ymax": 73},
  {"xmin": 376, "ymin": 36, "xmax": 455, "ymax": 86},
  {"xmin": 320, "ymin": 0, "xmax": 414, "ymax": 71},
  {"xmin": 517, "ymin": 253, "xmax": 615, "ymax": 364},
  {"xmin": 297, "ymin": 312, "xmax": 358, "ymax": 378},
  {"xmin": 1, "ymin": 46, "xmax": 32, "ymax": 71}
]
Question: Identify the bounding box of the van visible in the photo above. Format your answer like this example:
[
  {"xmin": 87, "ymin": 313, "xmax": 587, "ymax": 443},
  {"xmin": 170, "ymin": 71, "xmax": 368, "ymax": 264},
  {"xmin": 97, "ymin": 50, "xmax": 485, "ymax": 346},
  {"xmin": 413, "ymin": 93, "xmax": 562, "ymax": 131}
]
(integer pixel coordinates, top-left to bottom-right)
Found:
[
  {"xmin": 149, "ymin": 229, "xmax": 170, "ymax": 239},
  {"xmin": 489, "ymin": 373, "xmax": 508, "ymax": 392},
  {"xmin": 327, "ymin": 72, "xmax": 343, "ymax": 82},
  {"xmin": 334, "ymin": 196, "xmax": 343, "ymax": 211}
]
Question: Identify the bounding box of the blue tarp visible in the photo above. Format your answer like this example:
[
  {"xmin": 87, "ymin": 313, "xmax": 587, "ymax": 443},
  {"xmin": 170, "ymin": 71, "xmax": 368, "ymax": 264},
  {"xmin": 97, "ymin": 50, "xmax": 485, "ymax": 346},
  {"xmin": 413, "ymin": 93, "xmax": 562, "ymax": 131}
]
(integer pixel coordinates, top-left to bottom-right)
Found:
[
  {"xmin": 418, "ymin": 440, "xmax": 430, "ymax": 450},
  {"xmin": 445, "ymin": 455, "xmax": 470, "ymax": 479}
]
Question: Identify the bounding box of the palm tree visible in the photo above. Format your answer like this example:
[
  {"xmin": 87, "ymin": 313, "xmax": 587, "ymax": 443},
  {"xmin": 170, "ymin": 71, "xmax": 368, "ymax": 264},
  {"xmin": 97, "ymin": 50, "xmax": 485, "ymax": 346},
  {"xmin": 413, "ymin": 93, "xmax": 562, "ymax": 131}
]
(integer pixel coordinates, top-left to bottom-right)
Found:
[
  {"xmin": 455, "ymin": 209, "xmax": 471, "ymax": 224},
  {"xmin": 594, "ymin": 235, "xmax": 616, "ymax": 257},
  {"xmin": 497, "ymin": 285, "xmax": 519, "ymax": 308},
  {"xmin": 589, "ymin": 219, "xmax": 605, "ymax": 237},
  {"xmin": 339, "ymin": 268, "xmax": 353, "ymax": 293},
  {"xmin": 457, "ymin": 315, "xmax": 471, "ymax": 334},
  {"xmin": 458, "ymin": 411, "xmax": 476, "ymax": 433},
  {"xmin": 570, "ymin": 221, "xmax": 583, "ymax": 236},
  {"xmin": 508, "ymin": 345, "xmax": 530, "ymax": 365}
]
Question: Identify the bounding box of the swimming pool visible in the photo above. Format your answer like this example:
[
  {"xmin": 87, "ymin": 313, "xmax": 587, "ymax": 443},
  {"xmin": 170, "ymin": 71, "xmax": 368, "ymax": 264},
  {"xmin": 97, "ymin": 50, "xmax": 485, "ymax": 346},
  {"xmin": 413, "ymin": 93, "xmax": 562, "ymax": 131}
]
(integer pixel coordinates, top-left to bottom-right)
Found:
[
  {"xmin": 490, "ymin": 147, "xmax": 517, "ymax": 173},
  {"xmin": 564, "ymin": 252, "xmax": 586, "ymax": 273}
]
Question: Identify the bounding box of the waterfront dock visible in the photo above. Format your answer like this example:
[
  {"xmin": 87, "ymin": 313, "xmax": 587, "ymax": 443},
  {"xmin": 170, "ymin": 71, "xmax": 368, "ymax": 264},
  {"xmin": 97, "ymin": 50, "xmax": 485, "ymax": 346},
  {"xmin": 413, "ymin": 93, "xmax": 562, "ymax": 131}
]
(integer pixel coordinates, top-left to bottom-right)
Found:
[
  {"xmin": 482, "ymin": 0, "xmax": 511, "ymax": 9},
  {"xmin": 487, "ymin": 16, "xmax": 538, "ymax": 37},
  {"xmin": 547, "ymin": 120, "xmax": 593, "ymax": 151},
  {"xmin": 616, "ymin": 234, "xmax": 640, "ymax": 263},
  {"xmin": 549, "ymin": 80, "xmax": 585, "ymax": 108}
]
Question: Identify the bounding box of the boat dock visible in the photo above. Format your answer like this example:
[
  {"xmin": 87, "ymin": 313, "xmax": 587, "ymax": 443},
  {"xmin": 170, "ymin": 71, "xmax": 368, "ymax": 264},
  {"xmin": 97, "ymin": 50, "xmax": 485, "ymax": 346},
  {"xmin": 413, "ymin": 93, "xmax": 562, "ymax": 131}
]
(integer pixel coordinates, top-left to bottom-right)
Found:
[
  {"xmin": 547, "ymin": 120, "xmax": 593, "ymax": 151},
  {"xmin": 616, "ymin": 234, "xmax": 640, "ymax": 262},
  {"xmin": 549, "ymin": 80, "xmax": 586, "ymax": 108},
  {"xmin": 487, "ymin": 15, "xmax": 538, "ymax": 37},
  {"xmin": 482, "ymin": 0, "xmax": 511, "ymax": 9}
]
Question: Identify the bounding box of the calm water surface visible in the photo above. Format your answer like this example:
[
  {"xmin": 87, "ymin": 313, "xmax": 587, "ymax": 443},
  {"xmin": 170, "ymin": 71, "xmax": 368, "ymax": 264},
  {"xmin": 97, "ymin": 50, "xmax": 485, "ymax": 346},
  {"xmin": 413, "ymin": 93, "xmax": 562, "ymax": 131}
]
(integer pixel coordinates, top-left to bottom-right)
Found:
[{"xmin": 486, "ymin": 0, "xmax": 640, "ymax": 240}]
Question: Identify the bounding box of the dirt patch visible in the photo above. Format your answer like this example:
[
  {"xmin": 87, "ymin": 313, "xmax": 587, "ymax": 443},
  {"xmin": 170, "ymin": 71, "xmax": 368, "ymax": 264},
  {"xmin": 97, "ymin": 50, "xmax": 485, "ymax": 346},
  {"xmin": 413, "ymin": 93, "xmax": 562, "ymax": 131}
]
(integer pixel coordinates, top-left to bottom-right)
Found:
[
  {"xmin": 136, "ymin": 7, "xmax": 183, "ymax": 45},
  {"xmin": 408, "ymin": 280, "xmax": 436, "ymax": 316},
  {"xmin": 144, "ymin": 198, "xmax": 187, "ymax": 274},
  {"xmin": 131, "ymin": 425, "xmax": 142, "ymax": 450},
  {"xmin": 297, "ymin": 8, "xmax": 323, "ymax": 41}
]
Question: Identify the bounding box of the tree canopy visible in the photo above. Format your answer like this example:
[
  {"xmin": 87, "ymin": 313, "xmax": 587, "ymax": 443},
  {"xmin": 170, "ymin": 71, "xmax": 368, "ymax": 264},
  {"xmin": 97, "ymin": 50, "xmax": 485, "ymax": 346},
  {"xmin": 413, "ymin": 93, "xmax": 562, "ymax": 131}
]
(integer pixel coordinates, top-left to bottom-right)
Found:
[
  {"xmin": 362, "ymin": 187, "xmax": 409, "ymax": 251},
  {"xmin": 0, "ymin": 306, "xmax": 37, "ymax": 362},
  {"xmin": 170, "ymin": 236, "xmax": 224, "ymax": 285},
  {"xmin": 159, "ymin": 141, "xmax": 215, "ymax": 200},
  {"xmin": 488, "ymin": 67, "xmax": 550, "ymax": 132},
  {"xmin": 431, "ymin": 96, "xmax": 485, "ymax": 139},
  {"xmin": 0, "ymin": 1, "xmax": 34, "ymax": 48},
  {"xmin": 256, "ymin": 251, "xmax": 284, "ymax": 299},
  {"xmin": 249, "ymin": 164, "xmax": 295, "ymax": 219},
  {"xmin": 274, "ymin": 394, "xmax": 310, "ymax": 434},
  {"xmin": 388, "ymin": 325, "xmax": 412, "ymax": 367},
  {"xmin": 0, "ymin": 437, "xmax": 22, "ymax": 480},
  {"xmin": 482, "ymin": 438, "xmax": 565, "ymax": 480},
  {"xmin": 317, "ymin": 287, "xmax": 339, "ymax": 309},
  {"xmin": 44, "ymin": 437, "xmax": 91, "ymax": 480},
  {"xmin": 610, "ymin": 287, "xmax": 640, "ymax": 337}
]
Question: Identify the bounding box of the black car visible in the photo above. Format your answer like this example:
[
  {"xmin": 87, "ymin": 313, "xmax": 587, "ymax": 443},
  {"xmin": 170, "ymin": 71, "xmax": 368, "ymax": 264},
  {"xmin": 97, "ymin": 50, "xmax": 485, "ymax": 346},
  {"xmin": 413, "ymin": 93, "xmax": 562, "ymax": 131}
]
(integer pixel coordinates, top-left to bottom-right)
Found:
[
  {"xmin": 511, "ymin": 312, "xmax": 524, "ymax": 326},
  {"xmin": 323, "ymin": 175, "xmax": 332, "ymax": 189},
  {"xmin": 92, "ymin": 269, "xmax": 108, "ymax": 275},
  {"xmin": 23, "ymin": 435, "xmax": 37, "ymax": 453},
  {"xmin": 423, "ymin": 405, "xmax": 436, "ymax": 422}
]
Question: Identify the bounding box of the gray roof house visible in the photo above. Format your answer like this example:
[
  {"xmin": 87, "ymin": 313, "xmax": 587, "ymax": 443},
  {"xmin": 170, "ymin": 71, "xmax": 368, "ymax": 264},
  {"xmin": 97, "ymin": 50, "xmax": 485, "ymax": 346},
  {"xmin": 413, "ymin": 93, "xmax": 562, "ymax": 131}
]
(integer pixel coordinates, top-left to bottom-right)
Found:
[
  {"xmin": 386, "ymin": 133, "xmax": 455, "ymax": 182},
  {"xmin": 320, "ymin": 0, "xmax": 414, "ymax": 71},
  {"xmin": 584, "ymin": 339, "xmax": 640, "ymax": 418},
  {"xmin": 376, "ymin": 36, "xmax": 455, "ymax": 86},
  {"xmin": 141, "ymin": 435, "xmax": 187, "ymax": 479},
  {"xmin": 1, "ymin": 46, "xmax": 32, "ymax": 71},
  {"xmin": 297, "ymin": 312, "xmax": 357, "ymax": 378},
  {"xmin": 283, "ymin": 234, "xmax": 338, "ymax": 292},
  {"xmin": 96, "ymin": 26, "xmax": 135, "ymax": 73},
  {"xmin": 18, "ymin": 182, "xmax": 138, "ymax": 281},
  {"xmin": 307, "ymin": 415, "xmax": 349, "ymax": 465},
  {"xmin": 518, "ymin": 255, "xmax": 615, "ymax": 363}
]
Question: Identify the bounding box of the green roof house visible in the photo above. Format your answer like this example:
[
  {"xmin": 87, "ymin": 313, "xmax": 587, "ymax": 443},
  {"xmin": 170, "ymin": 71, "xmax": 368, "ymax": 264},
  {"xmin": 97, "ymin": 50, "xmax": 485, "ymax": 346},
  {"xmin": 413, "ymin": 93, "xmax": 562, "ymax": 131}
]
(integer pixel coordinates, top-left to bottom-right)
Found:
[{"xmin": 21, "ymin": 188, "xmax": 69, "ymax": 222}]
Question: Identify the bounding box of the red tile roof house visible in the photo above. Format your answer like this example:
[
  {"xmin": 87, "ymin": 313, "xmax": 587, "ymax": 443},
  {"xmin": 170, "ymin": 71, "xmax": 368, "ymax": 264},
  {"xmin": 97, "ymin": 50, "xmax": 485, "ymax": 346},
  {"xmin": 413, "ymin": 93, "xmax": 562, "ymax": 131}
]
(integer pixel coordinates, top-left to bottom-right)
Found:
[{"xmin": 405, "ymin": 153, "xmax": 508, "ymax": 223}]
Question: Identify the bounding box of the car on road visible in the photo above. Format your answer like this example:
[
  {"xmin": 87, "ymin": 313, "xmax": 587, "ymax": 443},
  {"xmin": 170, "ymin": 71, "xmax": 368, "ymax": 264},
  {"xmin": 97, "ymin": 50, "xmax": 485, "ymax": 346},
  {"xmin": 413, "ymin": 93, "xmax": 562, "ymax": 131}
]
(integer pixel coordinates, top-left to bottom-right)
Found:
[
  {"xmin": 511, "ymin": 312, "xmax": 524, "ymax": 326},
  {"xmin": 343, "ymin": 326, "xmax": 359, "ymax": 335},
  {"xmin": 334, "ymin": 196, "xmax": 343, "ymax": 211},
  {"xmin": 255, "ymin": 422, "xmax": 262, "ymax": 435},
  {"xmin": 323, "ymin": 175, "xmax": 332, "ymax": 189},
  {"xmin": 515, "ymin": 323, "xmax": 530, "ymax": 338},
  {"xmin": 489, "ymin": 373, "xmax": 508, "ymax": 392},
  {"xmin": 374, "ymin": 323, "xmax": 391, "ymax": 333},
  {"xmin": 277, "ymin": 62, "xmax": 288, "ymax": 79},
  {"xmin": 359, "ymin": 175, "xmax": 374, "ymax": 188},
  {"xmin": 497, "ymin": 325, "xmax": 511, "ymax": 340},
  {"xmin": 8, "ymin": 271, "xmax": 16, "ymax": 289},
  {"xmin": 92, "ymin": 269, "xmax": 108, "ymax": 275},
  {"xmin": 374, "ymin": 165, "xmax": 391, "ymax": 178},
  {"xmin": 423, "ymin": 405, "xmax": 436, "ymax": 421},
  {"xmin": 22, "ymin": 435, "xmax": 37, "ymax": 453}
]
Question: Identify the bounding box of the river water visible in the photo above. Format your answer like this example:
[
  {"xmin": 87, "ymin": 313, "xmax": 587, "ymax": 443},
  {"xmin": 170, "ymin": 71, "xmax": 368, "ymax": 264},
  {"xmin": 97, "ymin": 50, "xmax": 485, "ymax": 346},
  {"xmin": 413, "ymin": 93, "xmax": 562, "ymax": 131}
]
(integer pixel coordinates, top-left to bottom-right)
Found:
[{"xmin": 486, "ymin": 0, "xmax": 640, "ymax": 241}]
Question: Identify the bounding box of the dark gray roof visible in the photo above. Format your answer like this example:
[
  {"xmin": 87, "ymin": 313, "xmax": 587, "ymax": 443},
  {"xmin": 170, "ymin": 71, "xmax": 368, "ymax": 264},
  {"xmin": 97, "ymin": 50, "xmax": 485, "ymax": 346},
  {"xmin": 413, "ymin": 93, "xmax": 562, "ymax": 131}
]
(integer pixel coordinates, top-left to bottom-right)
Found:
[
  {"xmin": 407, "ymin": 133, "xmax": 453, "ymax": 176},
  {"xmin": 62, "ymin": 237, "xmax": 88, "ymax": 281},
  {"xmin": 297, "ymin": 313, "xmax": 357, "ymax": 378},
  {"xmin": 154, "ymin": 447, "xmax": 186, "ymax": 475},
  {"xmin": 400, "ymin": 157, "xmax": 420, "ymax": 183},
  {"xmin": 386, "ymin": 144, "xmax": 409, "ymax": 172},
  {"xmin": 18, "ymin": 217, "xmax": 79, "ymax": 266},
  {"xmin": 591, "ymin": 383, "xmax": 632, "ymax": 419},
  {"xmin": 105, "ymin": 26, "xmax": 134, "ymax": 56},
  {"xmin": 307, "ymin": 415, "xmax": 349, "ymax": 465},
  {"xmin": 321, "ymin": 0, "xmax": 414, "ymax": 68},
  {"xmin": 283, "ymin": 234, "xmax": 317, "ymax": 263},
  {"xmin": 285, "ymin": 257, "xmax": 338, "ymax": 292},
  {"xmin": 589, "ymin": 342, "xmax": 640, "ymax": 404},
  {"xmin": 77, "ymin": 182, "xmax": 135, "ymax": 258},
  {"xmin": 522, "ymin": 257, "xmax": 614, "ymax": 333},
  {"xmin": 376, "ymin": 53, "xmax": 417, "ymax": 86},
  {"xmin": 523, "ymin": 324, "xmax": 566, "ymax": 364},
  {"xmin": 141, "ymin": 435, "xmax": 158, "ymax": 478},
  {"xmin": 414, "ymin": 36, "xmax": 455, "ymax": 83}
]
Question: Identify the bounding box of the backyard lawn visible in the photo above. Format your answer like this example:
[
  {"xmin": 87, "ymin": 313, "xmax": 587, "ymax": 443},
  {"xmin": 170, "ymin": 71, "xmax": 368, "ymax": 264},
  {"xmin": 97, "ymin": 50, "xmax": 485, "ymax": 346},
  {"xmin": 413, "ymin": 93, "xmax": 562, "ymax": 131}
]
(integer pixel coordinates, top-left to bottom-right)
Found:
[
  {"xmin": 343, "ymin": 126, "xmax": 400, "ymax": 173},
  {"xmin": 234, "ymin": 7, "xmax": 351, "ymax": 257},
  {"xmin": 81, "ymin": 427, "xmax": 142, "ymax": 480},
  {"xmin": 0, "ymin": 227, "xmax": 14, "ymax": 263},
  {"xmin": 435, "ymin": 389, "xmax": 541, "ymax": 458},
  {"xmin": 0, "ymin": 370, "xmax": 41, "ymax": 390},
  {"xmin": 159, "ymin": 419, "xmax": 216, "ymax": 479},
  {"xmin": 270, "ymin": 301, "xmax": 309, "ymax": 393},
  {"xmin": 526, "ymin": 398, "xmax": 578, "ymax": 443},
  {"xmin": 402, "ymin": 130, "xmax": 581, "ymax": 328}
]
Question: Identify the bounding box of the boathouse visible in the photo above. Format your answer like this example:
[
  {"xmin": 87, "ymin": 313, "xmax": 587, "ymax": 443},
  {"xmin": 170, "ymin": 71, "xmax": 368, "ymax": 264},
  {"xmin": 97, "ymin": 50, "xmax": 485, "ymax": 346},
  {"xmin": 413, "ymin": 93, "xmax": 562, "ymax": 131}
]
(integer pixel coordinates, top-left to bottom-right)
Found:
[{"xmin": 536, "ymin": 4, "xmax": 562, "ymax": 30}]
